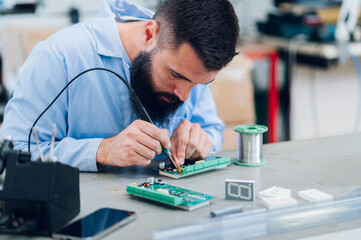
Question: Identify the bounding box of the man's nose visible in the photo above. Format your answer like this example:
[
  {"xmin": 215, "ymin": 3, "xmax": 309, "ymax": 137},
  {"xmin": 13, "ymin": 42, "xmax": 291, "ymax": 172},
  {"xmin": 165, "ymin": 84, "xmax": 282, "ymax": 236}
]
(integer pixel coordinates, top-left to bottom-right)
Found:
[{"xmin": 173, "ymin": 82, "xmax": 194, "ymax": 102}]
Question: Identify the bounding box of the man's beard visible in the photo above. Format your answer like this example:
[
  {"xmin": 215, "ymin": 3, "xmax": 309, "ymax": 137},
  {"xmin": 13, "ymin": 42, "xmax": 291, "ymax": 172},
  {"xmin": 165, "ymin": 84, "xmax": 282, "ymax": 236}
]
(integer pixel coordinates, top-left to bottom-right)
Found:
[{"xmin": 130, "ymin": 51, "xmax": 184, "ymax": 125}]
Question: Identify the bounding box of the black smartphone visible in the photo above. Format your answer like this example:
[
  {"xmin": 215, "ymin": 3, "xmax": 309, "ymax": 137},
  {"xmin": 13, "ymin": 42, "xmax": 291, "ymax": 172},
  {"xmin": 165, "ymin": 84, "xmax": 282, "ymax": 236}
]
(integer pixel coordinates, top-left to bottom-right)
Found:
[{"xmin": 52, "ymin": 208, "xmax": 136, "ymax": 240}]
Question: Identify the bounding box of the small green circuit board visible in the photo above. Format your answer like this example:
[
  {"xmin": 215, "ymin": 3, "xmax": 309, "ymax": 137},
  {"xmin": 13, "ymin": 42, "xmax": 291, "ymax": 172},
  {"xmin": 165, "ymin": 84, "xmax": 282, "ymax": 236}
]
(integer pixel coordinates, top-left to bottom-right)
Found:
[
  {"xmin": 127, "ymin": 180, "xmax": 213, "ymax": 211},
  {"xmin": 157, "ymin": 156, "xmax": 231, "ymax": 179}
]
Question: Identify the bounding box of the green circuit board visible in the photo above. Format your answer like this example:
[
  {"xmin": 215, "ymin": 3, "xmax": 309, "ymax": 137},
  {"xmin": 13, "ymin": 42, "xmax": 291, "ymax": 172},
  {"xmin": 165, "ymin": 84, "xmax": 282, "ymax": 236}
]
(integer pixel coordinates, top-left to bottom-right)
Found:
[
  {"xmin": 157, "ymin": 156, "xmax": 231, "ymax": 179},
  {"xmin": 127, "ymin": 180, "xmax": 213, "ymax": 211}
]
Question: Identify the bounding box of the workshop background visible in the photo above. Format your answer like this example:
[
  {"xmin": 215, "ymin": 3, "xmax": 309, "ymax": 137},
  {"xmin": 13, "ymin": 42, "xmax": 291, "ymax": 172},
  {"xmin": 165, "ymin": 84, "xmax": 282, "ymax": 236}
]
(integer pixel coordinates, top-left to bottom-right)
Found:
[{"xmin": 0, "ymin": 0, "xmax": 360, "ymax": 150}]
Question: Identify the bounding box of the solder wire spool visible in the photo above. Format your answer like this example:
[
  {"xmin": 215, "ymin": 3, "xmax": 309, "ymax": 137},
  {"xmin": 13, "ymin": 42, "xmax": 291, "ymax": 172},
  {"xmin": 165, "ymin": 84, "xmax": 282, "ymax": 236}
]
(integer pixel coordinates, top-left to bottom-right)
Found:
[{"xmin": 233, "ymin": 125, "xmax": 268, "ymax": 167}]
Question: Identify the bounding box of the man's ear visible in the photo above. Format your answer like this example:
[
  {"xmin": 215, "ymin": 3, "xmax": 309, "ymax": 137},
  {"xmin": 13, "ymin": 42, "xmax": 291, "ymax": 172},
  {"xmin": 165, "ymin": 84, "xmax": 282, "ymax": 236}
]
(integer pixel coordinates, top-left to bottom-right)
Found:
[{"xmin": 143, "ymin": 20, "xmax": 159, "ymax": 50}]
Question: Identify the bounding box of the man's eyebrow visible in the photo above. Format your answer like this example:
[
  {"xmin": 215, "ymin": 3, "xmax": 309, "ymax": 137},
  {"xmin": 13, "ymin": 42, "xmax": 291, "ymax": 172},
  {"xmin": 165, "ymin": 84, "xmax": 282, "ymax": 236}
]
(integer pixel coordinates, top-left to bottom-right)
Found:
[
  {"xmin": 172, "ymin": 69, "xmax": 215, "ymax": 85},
  {"xmin": 172, "ymin": 70, "xmax": 193, "ymax": 83}
]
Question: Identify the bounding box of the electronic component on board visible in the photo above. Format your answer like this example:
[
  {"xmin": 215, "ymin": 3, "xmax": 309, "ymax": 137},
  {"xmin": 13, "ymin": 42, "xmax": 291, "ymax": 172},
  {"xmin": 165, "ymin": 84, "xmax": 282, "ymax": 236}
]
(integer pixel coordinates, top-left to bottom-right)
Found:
[
  {"xmin": 159, "ymin": 162, "xmax": 165, "ymax": 170},
  {"xmin": 157, "ymin": 179, "xmax": 165, "ymax": 185},
  {"xmin": 147, "ymin": 177, "xmax": 154, "ymax": 185}
]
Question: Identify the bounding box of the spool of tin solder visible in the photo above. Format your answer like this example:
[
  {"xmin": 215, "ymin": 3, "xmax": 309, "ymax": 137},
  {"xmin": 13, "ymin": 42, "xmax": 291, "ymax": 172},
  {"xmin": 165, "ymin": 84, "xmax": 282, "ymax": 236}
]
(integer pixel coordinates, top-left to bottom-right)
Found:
[{"xmin": 233, "ymin": 124, "xmax": 268, "ymax": 166}]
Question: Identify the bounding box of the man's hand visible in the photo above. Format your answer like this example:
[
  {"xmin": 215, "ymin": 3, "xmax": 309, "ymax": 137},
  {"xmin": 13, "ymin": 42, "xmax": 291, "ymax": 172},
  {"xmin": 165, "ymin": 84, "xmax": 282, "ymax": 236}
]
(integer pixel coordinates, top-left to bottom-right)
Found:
[
  {"xmin": 96, "ymin": 120, "xmax": 170, "ymax": 167},
  {"xmin": 170, "ymin": 120, "xmax": 212, "ymax": 166}
]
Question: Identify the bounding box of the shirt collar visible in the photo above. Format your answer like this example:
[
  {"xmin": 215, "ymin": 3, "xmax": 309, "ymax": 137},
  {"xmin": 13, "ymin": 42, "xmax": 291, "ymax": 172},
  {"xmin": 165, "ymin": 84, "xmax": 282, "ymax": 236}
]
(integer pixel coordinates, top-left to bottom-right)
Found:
[
  {"xmin": 92, "ymin": 0, "xmax": 153, "ymax": 62},
  {"xmin": 91, "ymin": 16, "xmax": 126, "ymax": 59}
]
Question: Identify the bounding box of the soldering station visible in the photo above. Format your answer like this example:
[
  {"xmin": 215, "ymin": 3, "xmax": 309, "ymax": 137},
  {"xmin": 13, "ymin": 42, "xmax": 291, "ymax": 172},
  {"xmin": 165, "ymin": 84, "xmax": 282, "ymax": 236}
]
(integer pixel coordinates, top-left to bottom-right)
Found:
[{"xmin": 0, "ymin": 137, "xmax": 79, "ymax": 235}]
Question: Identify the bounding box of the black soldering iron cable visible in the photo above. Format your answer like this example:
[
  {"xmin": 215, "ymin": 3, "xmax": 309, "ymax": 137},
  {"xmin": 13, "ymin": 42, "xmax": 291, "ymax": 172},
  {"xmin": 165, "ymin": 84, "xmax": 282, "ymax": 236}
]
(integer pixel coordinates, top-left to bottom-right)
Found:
[{"xmin": 27, "ymin": 67, "xmax": 154, "ymax": 153}]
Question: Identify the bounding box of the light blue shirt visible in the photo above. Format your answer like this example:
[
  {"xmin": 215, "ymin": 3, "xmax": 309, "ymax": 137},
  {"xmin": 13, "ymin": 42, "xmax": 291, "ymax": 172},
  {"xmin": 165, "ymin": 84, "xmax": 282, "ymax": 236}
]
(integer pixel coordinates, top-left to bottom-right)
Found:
[{"xmin": 0, "ymin": 0, "xmax": 225, "ymax": 172}]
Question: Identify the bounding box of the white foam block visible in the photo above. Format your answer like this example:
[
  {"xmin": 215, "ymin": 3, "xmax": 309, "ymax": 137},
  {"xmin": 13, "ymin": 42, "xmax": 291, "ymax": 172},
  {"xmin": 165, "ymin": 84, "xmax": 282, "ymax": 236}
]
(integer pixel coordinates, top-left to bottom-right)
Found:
[
  {"xmin": 261, "ymin": 196, "xmax": 298, "ymax": 209},
  {"xmin": 298, "ymin": 189, "xmax": 333, "ymax": 202},
  {"xmin": 258, "ymin": 186, "xmax": 291, "ymax": 198}
]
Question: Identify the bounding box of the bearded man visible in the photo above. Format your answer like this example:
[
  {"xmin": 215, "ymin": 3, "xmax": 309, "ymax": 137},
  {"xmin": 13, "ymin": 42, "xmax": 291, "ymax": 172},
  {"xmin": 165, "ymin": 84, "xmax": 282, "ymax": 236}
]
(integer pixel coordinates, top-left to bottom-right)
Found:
[{"xmin": 0, "ymin": 0, "xmax": 239, "ymax": 171}]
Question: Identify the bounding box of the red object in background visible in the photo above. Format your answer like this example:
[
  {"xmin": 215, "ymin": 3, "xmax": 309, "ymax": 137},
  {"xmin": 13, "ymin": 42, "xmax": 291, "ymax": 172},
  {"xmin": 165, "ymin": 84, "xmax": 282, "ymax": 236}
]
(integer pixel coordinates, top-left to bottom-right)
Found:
[{"xmin": 244, "ymin": 48, "xmax": 279, "ymax": 143}]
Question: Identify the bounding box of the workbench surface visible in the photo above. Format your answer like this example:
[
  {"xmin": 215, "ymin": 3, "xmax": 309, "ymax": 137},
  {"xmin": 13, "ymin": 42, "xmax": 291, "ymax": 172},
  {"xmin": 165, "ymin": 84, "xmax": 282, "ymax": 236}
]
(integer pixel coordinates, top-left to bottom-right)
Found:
[{"xmin": 4, "ymin": 133, "xmax": 361, "ymax": 240}]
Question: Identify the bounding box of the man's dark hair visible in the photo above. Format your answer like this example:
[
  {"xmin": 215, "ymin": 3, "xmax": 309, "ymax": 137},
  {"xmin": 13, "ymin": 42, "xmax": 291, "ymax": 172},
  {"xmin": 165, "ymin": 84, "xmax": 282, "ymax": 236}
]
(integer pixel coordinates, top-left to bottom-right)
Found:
[{"xmin": 153, "ymin": 0, "xmax": 239, "ymax": 71}]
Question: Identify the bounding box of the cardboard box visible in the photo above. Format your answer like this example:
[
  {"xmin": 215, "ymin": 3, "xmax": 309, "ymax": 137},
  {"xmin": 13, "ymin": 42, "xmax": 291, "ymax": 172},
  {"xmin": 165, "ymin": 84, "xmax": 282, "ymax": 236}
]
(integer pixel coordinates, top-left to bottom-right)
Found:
[
  {"xmin": 210, "ymin": 54, "xmax": 255, "ymax": 150},
  {"xmin": 1, "ymin": 26, "xmax": 61, "ymax": 94}
]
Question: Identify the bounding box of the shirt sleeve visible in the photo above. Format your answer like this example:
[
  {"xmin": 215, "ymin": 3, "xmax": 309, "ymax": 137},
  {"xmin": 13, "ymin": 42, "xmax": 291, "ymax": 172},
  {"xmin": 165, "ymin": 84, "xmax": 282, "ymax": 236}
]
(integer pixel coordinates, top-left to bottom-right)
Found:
[
  {"xmin": 189, "ymin": 85, "xmax": 225, "ymax": 152},
  {"xmin": 0, "ymin": 42, "xmax": 101, "ymax": 172}
]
